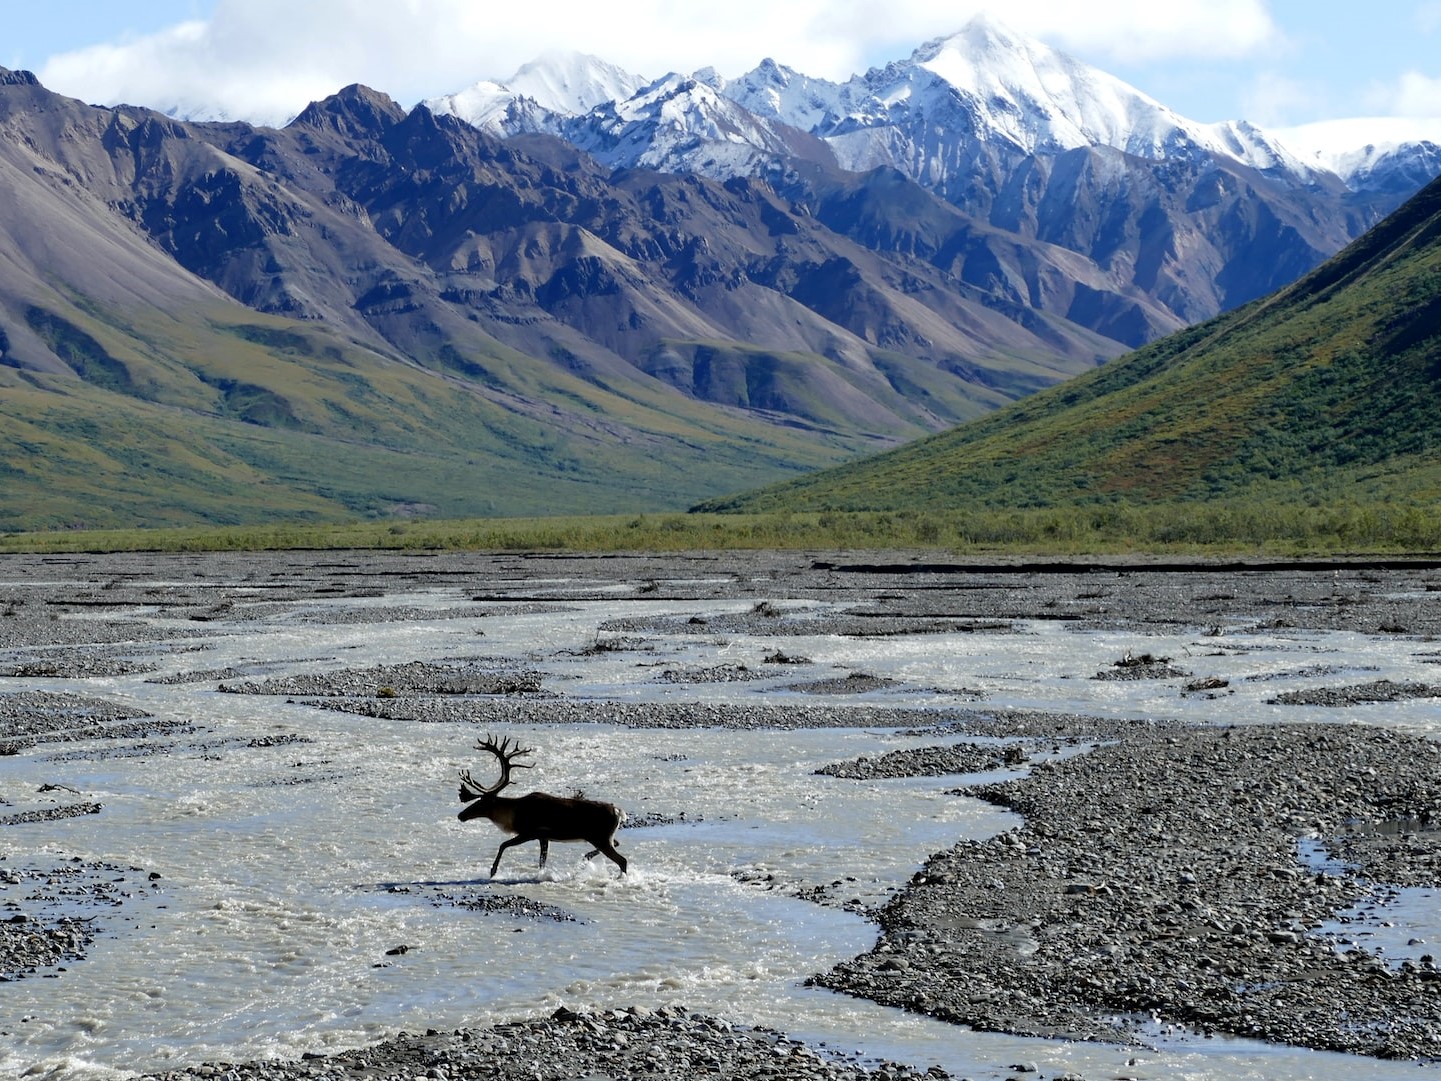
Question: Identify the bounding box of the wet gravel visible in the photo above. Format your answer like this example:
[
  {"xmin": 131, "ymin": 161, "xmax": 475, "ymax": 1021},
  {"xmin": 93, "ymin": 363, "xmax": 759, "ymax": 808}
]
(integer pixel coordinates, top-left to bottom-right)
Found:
[
  {"xmin": 217, "ymin": 660, "xmax": 544, "ymax": 697},
  {"xmin": 1268, "ymin": 677, "xmax": 1441, "ymax": 706},
  {"xmin": 1, "ymin": 859, "xmax": 160, "ymax": 982},
  {"xmin": 816, "ymin": 743, "xmax": 1026, "ymax": 779},
  {"xmin": 816, "ymin": 723, "xmax": 1441, "ymax": 1060},
  {"xmin": 0, "ymin": 690, "xmax": 166, "ymax": 755},
  {"xmin": 306, "ymin": 695, "xmax": 981, "ymax": 731},
  {"xmin": 1, "ymin": 548, "xmax": 1439, "ymax": 1078},
  {"xmin": 0, "ymin": 909, "xmax": 93, "ymax": 980},
  {"xmin": 138, "ymin": 1005, "xmax": 949, "ymax": 1081}
]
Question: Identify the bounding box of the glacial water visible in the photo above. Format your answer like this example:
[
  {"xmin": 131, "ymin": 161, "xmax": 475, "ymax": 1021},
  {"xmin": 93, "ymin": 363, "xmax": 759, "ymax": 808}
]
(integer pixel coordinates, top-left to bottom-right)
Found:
[{"xmin": 0, "ymin": 578, "xmax": 1437, "ymax": 1080}]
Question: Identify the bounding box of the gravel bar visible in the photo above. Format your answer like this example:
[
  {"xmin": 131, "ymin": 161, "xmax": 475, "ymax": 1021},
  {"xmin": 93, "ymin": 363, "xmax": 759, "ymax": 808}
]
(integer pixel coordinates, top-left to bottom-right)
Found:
[{"xmin": 818, "ymin": 723, "xmax": 1441, "ymax": 1060}]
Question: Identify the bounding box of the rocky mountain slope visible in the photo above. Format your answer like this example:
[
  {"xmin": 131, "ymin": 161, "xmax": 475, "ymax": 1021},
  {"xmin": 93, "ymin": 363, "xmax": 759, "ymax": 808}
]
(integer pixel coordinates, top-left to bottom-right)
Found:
[
  {"xmin": 698, "ymin": 172, "xmax": 1441, "ymax": 512},
  {"xmin": 0, "ymin": 68, "xmax": 1130, "ymax": 529},
  {"xmin": 431, "ymin": 16, "xmax": 1420, "ymax": 339}
]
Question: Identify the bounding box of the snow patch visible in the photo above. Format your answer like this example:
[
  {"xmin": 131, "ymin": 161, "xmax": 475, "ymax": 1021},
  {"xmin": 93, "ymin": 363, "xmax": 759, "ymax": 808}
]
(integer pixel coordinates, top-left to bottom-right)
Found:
[{"xmin": 1273, "ymin": 117, "xmax": 1441, "ymax": 178}]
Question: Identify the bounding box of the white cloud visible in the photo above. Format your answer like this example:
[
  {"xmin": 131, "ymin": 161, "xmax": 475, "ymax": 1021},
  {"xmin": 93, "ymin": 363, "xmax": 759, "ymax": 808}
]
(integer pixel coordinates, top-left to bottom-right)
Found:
[
  {"xmin": 35, "ymin": 0, "xmax": 1283, "ymax": 126},
  {"xmin": 962, "ymin": 0, "xmax": 1278, "ymax": 62},
  {"xmin": 40, "ymin": 18, "xmax": 340, "ymax": 123},
  {"xmin": 1416, "ymin": 1, "xmax": 1441, "ymax": 35},
  {"xmin": 1240, "ymin": 71, "xmax": 1319, "ymax": 128},
  {"xmin": 1378, "ymin": 70, "xmax": 1441, "ymax": 116}
]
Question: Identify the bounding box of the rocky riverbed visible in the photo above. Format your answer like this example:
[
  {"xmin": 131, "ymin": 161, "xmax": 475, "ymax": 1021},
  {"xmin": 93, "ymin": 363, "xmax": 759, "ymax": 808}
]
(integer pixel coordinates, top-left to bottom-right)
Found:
[
  {"xmin": 817, "ymin": 723, "xmax": 1441, "ymax": 1060},
  {"xmin": 138, "ymin": 1005, "xmax": 946, "ymax": 1081},
  {"xmin": 1, "ymin": 549, "xmax": 1439, "ymax": 1079}
]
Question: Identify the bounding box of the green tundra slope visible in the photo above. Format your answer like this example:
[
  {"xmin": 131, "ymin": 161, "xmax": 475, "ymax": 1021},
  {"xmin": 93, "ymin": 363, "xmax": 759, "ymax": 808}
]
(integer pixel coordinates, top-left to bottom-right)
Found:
[
  {"xmin": 698, "ymin": 175, "xmax": 1441, "ymax": 514},
  {"xmin": 0, "ymin": 300, "xmax": 855, "ymax": 530},
  {"xmin": 0, "ymin": 71, "xmax": 1122, "ymax": 530}
]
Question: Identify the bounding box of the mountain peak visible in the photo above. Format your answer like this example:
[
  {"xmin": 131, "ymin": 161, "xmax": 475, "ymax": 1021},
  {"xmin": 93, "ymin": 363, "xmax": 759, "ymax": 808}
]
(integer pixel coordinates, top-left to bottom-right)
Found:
[
  {"xmin": 692, "ymin": 65, "xmax": 724, "ymax": 89},
  {"xmin": 290, "ymin": 84, "xmax": 406, "ymax": 136},
  {"xmin": 0, "ymin": 68, "xmax": 40, "ymax": 88},
  {"xmin": 722, "ymin": 58, "xmax": 844, "ymax": 133},
  {"xmin": 920, "ymin": 11, "xmax": 1025, "ymax": 54},
  {"xmin": 425, "ymin": 51, "xmax": 647, "ymax": 138},
  {"xmin": 1273, "ymin": 117, "xmax": 1441, "ymax": 189},
  {"xmin": 505, "ymin": 50, "xmax": 648, "ymax": 116},
  {"xmin": 903, "ymin": 17, "xmax": 1167, "ymax": 154},
  {"xmin": 908, "ymin": 12, "xmax": 1049, "ymax": 82},
  {"xmin": 872, "ymin": 16, "xmax": 1306, "ymax": 172}
]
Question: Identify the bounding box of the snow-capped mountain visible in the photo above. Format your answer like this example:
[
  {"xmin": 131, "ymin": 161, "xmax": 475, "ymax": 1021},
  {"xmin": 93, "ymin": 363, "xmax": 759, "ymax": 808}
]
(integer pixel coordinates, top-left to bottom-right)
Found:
[
  {"xmin": 681, "ymin": 15, "xmax": 1375, "ymax": 327},
  {"xmin": 1343, "ymin": 139, "xmax": 1441, "ymax": 195},
  {"xmin": 1274, "ymin": 117, "xmax": 1441, "ymax": 194},
  {"xmin": 560, "ymin": 72, "xmax": 833, "ymax": 175},
  {"xmin": 428, "ymin": 55, "xmax": 829, "ymax": 177},
  {"xmin": 872, "ymin": 18, "xmax": 1305, "ymax": 169},
  {"xmin": 713, "ymin": 15, "xmax": 1311, "ymax": 185},
  {"xmin": 429, "ymin": 16, "xmax": 1428, "ymax": 201},
  {"xmin": 705, "ymin": 58, "xmax": 850, "ymax": 136},
  {"xmin": 415, "ymin": 15, "xmax": 1435, "ymax": 341},
  {"xmin": 425, "ymin": 51, "xmax": 647, "ymax": 137},
  {"xmin": 505, "ymin": 51, "xmax": 649, "ymax": 116},
  {"xmin": 423, "ymin": 78, "xmax": 557, "ymax": 136}
]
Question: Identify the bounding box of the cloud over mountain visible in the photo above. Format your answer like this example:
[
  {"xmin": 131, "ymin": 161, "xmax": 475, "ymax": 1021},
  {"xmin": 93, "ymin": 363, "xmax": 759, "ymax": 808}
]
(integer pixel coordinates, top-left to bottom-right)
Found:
[{"xmin": 36, "ymin": 0, "xmax": 1281, "ymax": 127}]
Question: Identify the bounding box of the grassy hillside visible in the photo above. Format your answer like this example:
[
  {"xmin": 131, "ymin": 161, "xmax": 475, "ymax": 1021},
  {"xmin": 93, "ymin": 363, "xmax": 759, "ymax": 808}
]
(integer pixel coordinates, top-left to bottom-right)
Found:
[
  {"xmin": 698, "ymin": 177, "xmax": 1441, "ymax": 515},
  {"xmin": 2, "ymin": 73, "xmax": 1122, "ymax": 533},
  {"xmin": 0, "ymin": 297, "xmax": 868, "ymax": 531}
]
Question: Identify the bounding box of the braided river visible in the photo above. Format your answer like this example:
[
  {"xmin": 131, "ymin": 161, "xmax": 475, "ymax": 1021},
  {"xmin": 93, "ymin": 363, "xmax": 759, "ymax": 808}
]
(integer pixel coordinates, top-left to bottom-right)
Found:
[{"xmin": 1, "ymin": 553, "xmax": 1437, "ymax": 1079}]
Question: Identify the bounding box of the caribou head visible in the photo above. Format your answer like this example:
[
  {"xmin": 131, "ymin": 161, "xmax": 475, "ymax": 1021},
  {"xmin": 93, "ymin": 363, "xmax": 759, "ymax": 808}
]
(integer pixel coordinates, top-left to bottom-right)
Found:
[{"xmin": 457, "ymin": 734, "xmax": 627, "ymax": 877}]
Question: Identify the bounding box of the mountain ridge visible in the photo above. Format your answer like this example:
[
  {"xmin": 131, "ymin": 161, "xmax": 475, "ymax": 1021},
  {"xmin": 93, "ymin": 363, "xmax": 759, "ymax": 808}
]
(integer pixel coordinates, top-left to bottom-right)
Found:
[
  {"xmin": 424, "ymin": 19, "xmax": 1421, "ymax": 340},
  {"xmin": 695, "ymin": 173, "xmax": 1441, "ymax": 514},
  {"xmin": 0, "ymin": 67, "xmax": 1133, "ymax": 529},
  {"xmin": 425, "ymin": 16, "xmax": 1427, "ymax": 194}
]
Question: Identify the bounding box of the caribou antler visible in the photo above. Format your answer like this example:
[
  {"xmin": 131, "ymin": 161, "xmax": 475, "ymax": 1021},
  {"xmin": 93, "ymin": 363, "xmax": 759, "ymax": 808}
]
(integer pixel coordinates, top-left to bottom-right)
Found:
[
  {"xmin": 454, "ymin": 735, "xmax": 628, "ymax": 876},
  {"xmin": 458, "ymin": 734, "xmax": 535, "ymax": 802}
]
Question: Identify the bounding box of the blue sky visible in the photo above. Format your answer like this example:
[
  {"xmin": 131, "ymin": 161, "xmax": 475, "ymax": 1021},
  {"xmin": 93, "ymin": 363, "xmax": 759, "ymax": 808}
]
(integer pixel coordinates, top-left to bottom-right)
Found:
[{"xmin": 4, "ymin": 0, "xmax": 1439, "ymax": 135}]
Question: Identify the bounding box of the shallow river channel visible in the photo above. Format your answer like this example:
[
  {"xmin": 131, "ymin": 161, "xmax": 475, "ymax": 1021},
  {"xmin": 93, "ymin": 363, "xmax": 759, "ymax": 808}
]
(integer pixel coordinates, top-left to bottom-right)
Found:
[{"xmin": 0, "ymin": 551, "xmax": 1438, "ymax": 1080}]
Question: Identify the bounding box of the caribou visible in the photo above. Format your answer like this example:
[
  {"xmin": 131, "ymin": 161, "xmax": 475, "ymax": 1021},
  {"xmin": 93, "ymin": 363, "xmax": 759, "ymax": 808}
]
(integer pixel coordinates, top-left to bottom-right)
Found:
[{"xmin": 457, "ymin": 734, "xmax": 627, "ymax": 877}]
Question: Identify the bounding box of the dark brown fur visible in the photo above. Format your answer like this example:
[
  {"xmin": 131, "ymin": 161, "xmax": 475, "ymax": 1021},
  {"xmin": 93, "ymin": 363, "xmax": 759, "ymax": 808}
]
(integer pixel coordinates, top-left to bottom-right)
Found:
[{"xmin": 458, "ymin": 790, "xmax": 627, "ymax": 876}]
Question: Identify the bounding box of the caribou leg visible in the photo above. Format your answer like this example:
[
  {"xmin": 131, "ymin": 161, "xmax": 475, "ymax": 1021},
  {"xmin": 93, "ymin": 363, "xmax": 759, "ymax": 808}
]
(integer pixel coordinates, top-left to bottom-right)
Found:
[
  {"xmin": 489, "ymin": 835, "xmax": 532, "ymax": 877},
  {"xmin": 585, "ymin": 837, "xmax": 627, "ymax": 874}
]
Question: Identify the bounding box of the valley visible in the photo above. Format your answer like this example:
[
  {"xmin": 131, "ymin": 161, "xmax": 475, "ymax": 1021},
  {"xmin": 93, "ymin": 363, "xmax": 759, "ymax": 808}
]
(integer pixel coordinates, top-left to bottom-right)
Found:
[{"xmin": 2, "ymin": 15, "xmax": 1437, "ymax": 529}]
